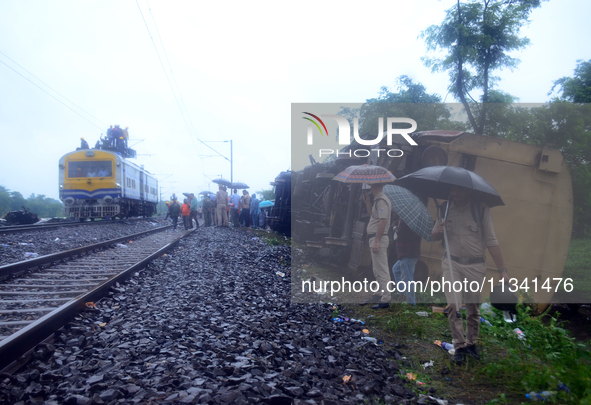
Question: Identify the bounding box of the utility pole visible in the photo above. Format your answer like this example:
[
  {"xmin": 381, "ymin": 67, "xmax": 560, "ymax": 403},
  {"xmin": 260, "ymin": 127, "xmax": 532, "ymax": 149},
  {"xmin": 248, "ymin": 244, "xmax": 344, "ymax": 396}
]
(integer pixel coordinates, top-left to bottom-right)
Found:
[{"xmin": 200, "ymin": 140, "xmax": 233, "ymax": 185}]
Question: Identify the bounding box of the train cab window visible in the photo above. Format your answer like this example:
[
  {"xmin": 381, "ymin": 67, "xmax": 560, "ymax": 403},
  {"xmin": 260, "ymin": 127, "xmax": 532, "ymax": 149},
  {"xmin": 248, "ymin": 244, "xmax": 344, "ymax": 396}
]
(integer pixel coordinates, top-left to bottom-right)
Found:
[{"xmin": 68, "ymin": 161, "xmax": 112, "ymax": 178}]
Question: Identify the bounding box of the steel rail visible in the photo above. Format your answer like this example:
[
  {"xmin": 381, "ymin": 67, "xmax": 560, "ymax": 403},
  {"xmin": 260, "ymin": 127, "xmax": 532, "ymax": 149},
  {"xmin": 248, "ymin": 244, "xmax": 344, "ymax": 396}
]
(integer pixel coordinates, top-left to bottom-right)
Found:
[
  {"xmin": 0, "ymin": 225, "xmax": 172, "ymax": 280},
  {"xmin": 0, "ymin": 227, "xmax": 195, "ymax": 371},
  {"xmin": 0, "ymin": 217, "xmax": 161, "ymax": 234}
]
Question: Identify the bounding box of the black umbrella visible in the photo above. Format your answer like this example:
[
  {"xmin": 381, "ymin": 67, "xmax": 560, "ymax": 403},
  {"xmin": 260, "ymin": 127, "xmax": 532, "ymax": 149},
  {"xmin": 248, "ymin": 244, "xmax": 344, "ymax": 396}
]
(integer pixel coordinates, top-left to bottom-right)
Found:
[
  {"xmin": 212, "ymin": 178, "xmax": 232, "ymax": 187},
  {"xmin": 394, "ymin": 166, "xmax": 504, "ymax": 208},
  {"xmin": 231, "ymin": 182, "xmax": 249, "ymax": 189}
]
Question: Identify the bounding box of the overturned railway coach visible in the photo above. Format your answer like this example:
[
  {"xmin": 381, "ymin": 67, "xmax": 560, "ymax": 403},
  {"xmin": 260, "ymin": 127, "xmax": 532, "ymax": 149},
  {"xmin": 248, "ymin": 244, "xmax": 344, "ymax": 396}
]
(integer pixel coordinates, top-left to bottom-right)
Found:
[
  {"xmin": 292, "ymin": 130, "xmax": 573, "ymax": 303},
  {"xmin": 59, "ymin": 149, "xmax": 158, "ymax": 220}
]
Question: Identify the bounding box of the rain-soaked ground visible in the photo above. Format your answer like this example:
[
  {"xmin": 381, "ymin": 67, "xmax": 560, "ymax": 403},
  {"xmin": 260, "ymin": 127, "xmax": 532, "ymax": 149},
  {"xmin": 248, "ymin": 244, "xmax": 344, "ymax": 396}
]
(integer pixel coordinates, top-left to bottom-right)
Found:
[{"xmin": 0, "ymin": 226, "xmax": 444, "ymax": 405}]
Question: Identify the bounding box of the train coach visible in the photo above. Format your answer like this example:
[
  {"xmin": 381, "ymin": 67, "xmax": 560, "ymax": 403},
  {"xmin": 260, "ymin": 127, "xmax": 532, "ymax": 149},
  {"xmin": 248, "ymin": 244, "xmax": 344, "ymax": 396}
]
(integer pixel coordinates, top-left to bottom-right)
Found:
[{"xmin": 58, "ymin": 149, "xmax": 158, "ymax": 220}]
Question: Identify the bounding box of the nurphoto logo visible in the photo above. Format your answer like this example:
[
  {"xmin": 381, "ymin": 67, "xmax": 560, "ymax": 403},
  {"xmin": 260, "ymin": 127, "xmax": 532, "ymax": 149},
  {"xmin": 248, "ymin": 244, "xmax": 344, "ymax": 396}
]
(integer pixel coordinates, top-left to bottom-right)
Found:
[{"xmin": 304, "ymin": 113, "xmax": 418, "ymax": 158}]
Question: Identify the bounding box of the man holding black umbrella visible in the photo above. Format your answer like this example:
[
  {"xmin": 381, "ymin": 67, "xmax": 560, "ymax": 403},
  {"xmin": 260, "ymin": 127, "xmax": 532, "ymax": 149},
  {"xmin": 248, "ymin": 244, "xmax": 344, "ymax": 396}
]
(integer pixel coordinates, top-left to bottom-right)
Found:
[{"xmin": 432, "ymin": 185, "xmax": 508, "ymax": 365}]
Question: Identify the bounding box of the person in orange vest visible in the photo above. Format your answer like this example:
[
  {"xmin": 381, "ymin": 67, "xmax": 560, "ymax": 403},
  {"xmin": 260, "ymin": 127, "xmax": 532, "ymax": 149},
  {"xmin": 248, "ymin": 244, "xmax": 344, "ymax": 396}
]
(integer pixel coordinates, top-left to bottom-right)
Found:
[{"xmin": 181, "ymin": 198, "xmax": 191, "ymax": 230}]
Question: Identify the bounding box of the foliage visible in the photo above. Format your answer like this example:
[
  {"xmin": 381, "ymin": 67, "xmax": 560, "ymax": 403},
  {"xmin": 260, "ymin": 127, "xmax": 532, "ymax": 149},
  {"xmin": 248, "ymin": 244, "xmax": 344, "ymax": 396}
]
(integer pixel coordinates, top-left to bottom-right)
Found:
[
  {"xmin": 421, "ymin": 0, "xmax": 543, "ymax": 134},
  {"xmin": 0, "ymin": 186, "xmax": 64, "ymax": 218},
  {"xmin": 550, "ymin": 59, "xmax": 591, "ymax": 103},
  {"xmin": 339, "ymin": 76, "xmax": 466, "ymax": 145},
  {"xmin": 481, "ymin": 304, "xmax": 591, "ymax": 403},
  {"xmin": 562, "ymin": 238, "xmax": 591, "ymax": 298},
  {"xmin": 256, "ymin": 188, "xmax": 276, "ymax": 202}
]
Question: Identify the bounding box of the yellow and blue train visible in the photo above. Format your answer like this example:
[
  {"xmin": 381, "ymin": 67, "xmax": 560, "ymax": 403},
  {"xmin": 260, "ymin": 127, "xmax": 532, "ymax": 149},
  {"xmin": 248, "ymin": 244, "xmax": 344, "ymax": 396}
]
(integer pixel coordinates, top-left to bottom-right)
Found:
[{"xmin": 59, "ymin": 149, "xmax": 158, "ymax": 220}]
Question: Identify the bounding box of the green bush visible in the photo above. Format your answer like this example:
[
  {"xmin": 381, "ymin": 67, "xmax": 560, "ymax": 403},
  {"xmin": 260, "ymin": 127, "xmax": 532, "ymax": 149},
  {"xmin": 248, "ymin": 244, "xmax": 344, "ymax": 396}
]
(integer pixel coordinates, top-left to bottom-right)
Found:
[{"xmin": 481, "ymin": 304, "xmax": 591, "ymax": 403}]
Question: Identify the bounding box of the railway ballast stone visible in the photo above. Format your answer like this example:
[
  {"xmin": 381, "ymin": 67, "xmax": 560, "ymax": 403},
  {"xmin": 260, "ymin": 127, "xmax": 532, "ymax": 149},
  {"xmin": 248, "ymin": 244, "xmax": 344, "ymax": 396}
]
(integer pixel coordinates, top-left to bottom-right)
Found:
[
  {"xmin": 0, "ymin": 220, "xmax": 163, "ymax": 266},
  {"xmin": 0, "ymin": 227, "xmax": 443, "ymax": 404}
]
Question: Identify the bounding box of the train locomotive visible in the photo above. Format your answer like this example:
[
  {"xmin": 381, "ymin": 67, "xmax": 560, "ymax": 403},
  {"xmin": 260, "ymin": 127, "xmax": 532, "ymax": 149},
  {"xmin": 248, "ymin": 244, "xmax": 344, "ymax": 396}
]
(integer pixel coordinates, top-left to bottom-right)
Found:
[{"xmin": 59, "ymin": 142, "xmax": 158, "ymax": 220}]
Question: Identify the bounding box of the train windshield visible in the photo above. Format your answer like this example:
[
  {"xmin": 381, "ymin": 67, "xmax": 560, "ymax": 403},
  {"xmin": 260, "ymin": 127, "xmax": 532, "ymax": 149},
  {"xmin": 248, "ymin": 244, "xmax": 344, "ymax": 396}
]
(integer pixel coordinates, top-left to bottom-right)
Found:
[{"xmin": 68, "ymin": 161, "xmax": 113, "ymax": 178}]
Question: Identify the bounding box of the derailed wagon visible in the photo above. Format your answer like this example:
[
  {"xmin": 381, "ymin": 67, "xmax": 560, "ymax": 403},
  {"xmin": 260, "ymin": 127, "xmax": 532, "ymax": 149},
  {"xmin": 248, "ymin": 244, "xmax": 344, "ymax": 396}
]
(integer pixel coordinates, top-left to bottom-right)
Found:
[{"xmin": 291, "ymin": 130, "xmax": 573, "ymax": 304}]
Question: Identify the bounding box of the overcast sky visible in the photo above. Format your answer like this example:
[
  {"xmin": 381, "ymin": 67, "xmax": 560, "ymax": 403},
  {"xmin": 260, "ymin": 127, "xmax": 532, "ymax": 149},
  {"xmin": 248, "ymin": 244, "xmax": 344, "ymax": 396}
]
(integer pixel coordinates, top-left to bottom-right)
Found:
[{"xmin": 0, "ymin": 0, "xmax": 589, "ymax": 203}]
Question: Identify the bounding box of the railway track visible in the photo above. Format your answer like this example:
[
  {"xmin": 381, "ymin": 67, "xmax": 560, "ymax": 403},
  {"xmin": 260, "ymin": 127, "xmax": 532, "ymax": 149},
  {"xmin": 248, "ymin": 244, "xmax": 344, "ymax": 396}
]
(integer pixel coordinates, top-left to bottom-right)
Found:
[
  {"xmin": 0, "ymin": 224, "xmax": 195, "ymax": 371},
  {"xmin": 0, "ymin": 217, "xmax": 161, "ymax": 234}
]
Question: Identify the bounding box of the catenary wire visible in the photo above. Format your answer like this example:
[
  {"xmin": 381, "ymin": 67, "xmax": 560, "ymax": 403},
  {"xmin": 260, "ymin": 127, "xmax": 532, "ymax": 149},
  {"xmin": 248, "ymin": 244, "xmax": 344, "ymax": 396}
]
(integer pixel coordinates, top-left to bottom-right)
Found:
[
  {"xmin": 0, "ymin": 57, "xmax": 105, "ymax": 131},
  {"xmin": 145, "ymin": 0, "xmax": 206, "ymax": 176},
  {"xmin": 135, "ymin": 0, "xmax": 230, "ymax": 163}
]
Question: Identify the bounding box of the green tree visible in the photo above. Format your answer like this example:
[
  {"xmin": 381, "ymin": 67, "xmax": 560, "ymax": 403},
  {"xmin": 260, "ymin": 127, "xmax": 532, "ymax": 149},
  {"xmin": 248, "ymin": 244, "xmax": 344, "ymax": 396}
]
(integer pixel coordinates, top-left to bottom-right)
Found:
[
  {"xmin": 547, "ymin": 61, "xmax": 591, "ymax": 236},
  {"xmin": 550, "ymin": 59, "xmax": 591, "ymax": 103},
  {"xmin": 0, "ymin": 186, "xmax": 11, "ymax": 216},
  {"xmin": 0, "ymin": 187, "xmax": 64, "ymax": 219},
  {"xmin": 257, "ymin": 188, "xmax": 276, "ymax": 202},
  {"xmin": 339, "ymin": 75, "xmax": 465, "ymax": 144},
  {"xmin": 9, "ymin": 191, "xmax": 26, "ymax": 211},
  {"xmin": 421, "ymin": 0, "xmax": 542, "ymax": 134}
]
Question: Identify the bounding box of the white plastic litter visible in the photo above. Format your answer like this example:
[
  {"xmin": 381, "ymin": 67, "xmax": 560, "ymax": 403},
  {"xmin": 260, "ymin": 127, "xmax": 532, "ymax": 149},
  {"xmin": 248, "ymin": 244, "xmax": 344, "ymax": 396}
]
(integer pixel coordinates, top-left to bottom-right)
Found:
[
  {"xmin": 422, "ymin": 360, "xmax": 434, "ymax": 369},
  {"xmin": 480, "ymin": 302, "xmax": 496, "ymax": 317},
  {"xmin": 418, "ymin": 394, "xmax": 448, "ymax": 405},
  {"xmin": 503, "ymin": 310, "xmax": 516, "ymax": 323}
]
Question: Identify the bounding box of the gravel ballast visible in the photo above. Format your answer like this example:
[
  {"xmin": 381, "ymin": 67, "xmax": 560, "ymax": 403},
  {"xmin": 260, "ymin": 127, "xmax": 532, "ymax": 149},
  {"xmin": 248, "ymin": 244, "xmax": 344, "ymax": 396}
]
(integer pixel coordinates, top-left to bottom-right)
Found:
[
  {"xmin": 0, "ymin": 220, "xmax": 165, "ymax": 266},
  {"xmin": 0, "ymin": 227, "xmax": 444, "ymax": 404}
]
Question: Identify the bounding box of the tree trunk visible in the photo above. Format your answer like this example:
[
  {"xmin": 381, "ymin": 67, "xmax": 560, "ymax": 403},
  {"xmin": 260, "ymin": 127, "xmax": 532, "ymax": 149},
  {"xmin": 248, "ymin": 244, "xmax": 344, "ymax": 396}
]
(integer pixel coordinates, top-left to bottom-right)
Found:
[{"xmin": 456, "ymin": 0, "xmax": 479, "ymax": 133}]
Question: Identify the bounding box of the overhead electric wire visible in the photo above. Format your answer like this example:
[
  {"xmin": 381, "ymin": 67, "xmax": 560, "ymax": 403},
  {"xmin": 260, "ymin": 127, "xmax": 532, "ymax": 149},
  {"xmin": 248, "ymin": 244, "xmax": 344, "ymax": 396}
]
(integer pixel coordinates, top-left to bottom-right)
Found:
[
  {"xmin": 135, "ymin": 0, "xmax": 193, "ymax": 137},
  {"xmin": 135, "ymin": 0, "xmax": 230, "ymax": 164},
  {"xmin": 0, "ymin": 53, "xmax": 106, "ymax": 131},
  {"xmin": 146, "ymin": 1, "xmax": 199, "ymax": 142}
]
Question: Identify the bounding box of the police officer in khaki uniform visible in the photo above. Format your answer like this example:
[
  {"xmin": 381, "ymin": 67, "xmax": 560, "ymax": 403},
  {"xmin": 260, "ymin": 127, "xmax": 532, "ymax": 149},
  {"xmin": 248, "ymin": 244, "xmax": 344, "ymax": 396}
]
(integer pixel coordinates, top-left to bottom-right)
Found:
[
  {"xmin": 362, "ymin": 182, "xmax": 393, "ymax": 309},
  {"xmin": 432, "ymin": 185, "xmax": 508, "ymax": 365},
  {"xmin": 215, "ymin": 185, "xmax": 229, "ymax": 227}
]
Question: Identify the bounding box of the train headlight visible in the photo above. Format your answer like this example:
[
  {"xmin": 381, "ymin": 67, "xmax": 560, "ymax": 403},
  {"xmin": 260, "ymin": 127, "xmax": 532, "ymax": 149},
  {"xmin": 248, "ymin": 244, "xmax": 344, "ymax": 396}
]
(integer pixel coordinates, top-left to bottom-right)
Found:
[
  {"xmin": 104, "ymin": 196, "xmax": 113, "ymax": 204},
  {"xmin": 59, "ymin": 185, "xmax": 63, "ymax": 190},
  {"xmin": 116, "ymin": 183, "xmax": 121, "ymax": 189},
  {"xmin": 64, "ymin": 197, "xmax": 74, "ymax": 205}
]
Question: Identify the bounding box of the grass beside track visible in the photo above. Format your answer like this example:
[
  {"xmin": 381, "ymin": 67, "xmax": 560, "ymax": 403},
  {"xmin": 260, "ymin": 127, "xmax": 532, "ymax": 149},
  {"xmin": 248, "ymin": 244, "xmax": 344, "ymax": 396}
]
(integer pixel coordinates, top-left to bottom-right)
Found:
[{"xmin": 308, "ymin": 239, "xmax": 591, "ymax": 404}]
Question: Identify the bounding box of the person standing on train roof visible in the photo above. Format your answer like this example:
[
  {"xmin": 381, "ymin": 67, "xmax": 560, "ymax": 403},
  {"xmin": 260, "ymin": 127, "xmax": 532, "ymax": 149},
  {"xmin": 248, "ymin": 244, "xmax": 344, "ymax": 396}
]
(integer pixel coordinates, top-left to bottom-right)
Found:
[
  {"xmin": 117, "ymin": 137, "xmax": 125, "ymax": 154},
  {"xmin": 80, "ymin": 137, "xmax": 89, "ymax": 149},
  {"xmin": 122, "ymin": 126, "xmax": 129, "ymax": 147},
  {"xmin": 189, "ymin": 193, "xmax": 199, "ymax": 229}
]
